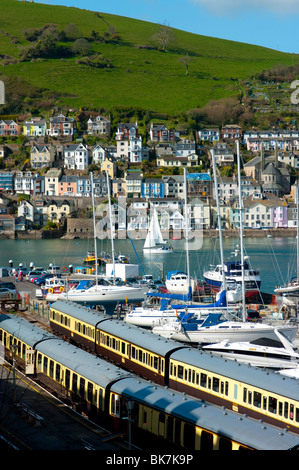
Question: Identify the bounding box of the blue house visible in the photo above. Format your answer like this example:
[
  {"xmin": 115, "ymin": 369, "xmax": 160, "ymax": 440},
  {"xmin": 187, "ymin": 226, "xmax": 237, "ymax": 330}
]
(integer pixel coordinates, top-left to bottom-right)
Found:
[{"xmin": 141, "ymin": 178, "xmax": 165, "ymax": 198}]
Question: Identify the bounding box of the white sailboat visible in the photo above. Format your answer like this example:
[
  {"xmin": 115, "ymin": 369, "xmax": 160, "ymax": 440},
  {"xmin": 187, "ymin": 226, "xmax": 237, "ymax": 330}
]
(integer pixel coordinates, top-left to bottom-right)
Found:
[
  {"xmin": 165, "ymin": 271, "xmax": 197, "ymax": 295},
  {"xmin": 152, "ymin": 142, "xmax": 298, "ymax": 344},
  {"xmin": 143, "ymin": 209, "xmax": 173, "ymax": 254},
  {"xmin": 60, "ymin": 173, "xmax": 145, "ymax": 310}
]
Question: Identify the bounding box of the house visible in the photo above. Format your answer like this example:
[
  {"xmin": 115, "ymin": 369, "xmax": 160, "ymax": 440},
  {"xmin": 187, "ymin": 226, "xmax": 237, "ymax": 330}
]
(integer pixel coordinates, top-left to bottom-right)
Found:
[
  {"xmin": 127, "ymin": 200, "xmax": 149, "ymax": 231},
  {"xmin": 210, "ymin": 143, "xmax": 234, "ymax": 166},
  {"xmin": 141, "ymin": 178, "xmax": 164, "ymax": 199},
  {"xmin": 46, "ymin": 200, "xmax": 72, "ymax": 224},
  {"xmin": 215, "ymin": 176, "xmax": 262, "ymax": 202},
  {"xmin": 112, "ymin": 178, "xmax": 126, "ymax": 197},
  {"xmin": 125, "ymin": 172, "xmax": 143, "ymax": 198},
  {"xmin": 14, "ymin": 171, "xmax": 44, "ymax": 195},
  {"xmin": 116, "ymin": 137, "xmax": 149, "ymax": 163},
  {"xmin": 49, "ymin": 114, "xmax": 75, "ymax": 137},
  {"xmin": 76, "ymin": 174, "xmax": 108, "ymax": 197},
  {"xmin": 0, "ymin": 214, "xmax": 15, "ymax": 232},
  {"xmin": 18, "ymin": 199, "xmax": 48, "ymax": 227},
  {"xmin": 58, "ymin": 175, "xmax": 78, "ymax": 197},
  {"xmin": 198, "ymin": 128, "xmax": 220, "ymax": 143},
  {"xmin": 101, "ymin": 157, "xmax": 117, "ymax": 179},
  {"xmin": 162, "ymin": 175, "xmax": 185, "ymax": 199},
  {"xmin": 176, "ymin": 140, "xmax": 197, "ymax": 158},
  {"xmin": 156, "ymin": 154, "xmax": 198, "ymax": 168},
  {"xmin": 23, "ymin": 118, "xmax": 47, "ymax": 137},
  {"xmin": 87, "ymin": 115, "xmax": 111, "ymax": 136},
  {"xmin": 92, "ymin": 144, "xmax": 106, "ymax": 165},
  {"xmin": 186, "ymin": 173, "xmax": 212, "ymax": 201},
  {"xmin": 44, "ymin": 169, "xmax": 62, "ymax": 196},
  {"xmin": 0, "ymin": 120, "xmax": 21, "ymax": 136},
  {"xmin": 116, "ymin": 122, "xmax": 138, "ymax": 141},
  {"xmin": 63, "ymin": 143, "xmax": 89, "ymax": 170},
  {"xmin": 221, "ymin": 124, "xmax": 242, "ymax": 140},
  {"xmin": 30, "ymin": 144, "xmax": 56, "ymax": 169},
  {"xmin": 190, "ymin": 197, "xmax": 211, "ymax": 230},
  {"xmin": 150, "ymin": 123, "xmax": 177, "ymax": 142},
  {"xmin": 0, "ymin": 171, "xmax": 15, "ymax": 192},
  {"xmin": 233, "ymin": 193, "xmax": 288, "ymax": 229},
  {"xmin": 18, "ymin": 200, "xmax": 35, "ymax": 225}
]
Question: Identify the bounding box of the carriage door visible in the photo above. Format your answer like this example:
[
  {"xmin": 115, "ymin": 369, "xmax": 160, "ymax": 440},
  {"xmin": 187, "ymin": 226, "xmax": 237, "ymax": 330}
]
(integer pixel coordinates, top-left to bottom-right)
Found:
[{"xmin": 25, "ymin": 349, "xmax": 35, "ymax": 375}]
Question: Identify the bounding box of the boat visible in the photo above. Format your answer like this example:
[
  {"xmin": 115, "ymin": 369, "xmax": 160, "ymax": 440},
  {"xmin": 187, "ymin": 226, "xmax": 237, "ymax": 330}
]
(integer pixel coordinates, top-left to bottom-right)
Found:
[
  {"xmin": 143, "ymin": 209, "xmax": 173, "ymax": 254},
  {"xmin": 42, "ymin": 277, "xmax": 79, "ymax": 301},
  {"xmin": 124, "ymin": 289, "xmax": 234, "ymax": 328},
  {"xmin": 152, "ymin": 144, "xmax": 298, "ymax": 345},
  {"xmin": 203, "ymin": 255, "xmax": 261, "ymax": 299},
  {"xmin": 60, "ymin": 173, "xmax": 146, "ymax": 312},
  {"xmin": 203, "ymin": 329, "xmax": 299, "ymax": 369},
  {"xmin": 274, "ymin": 186, "xmax": 299, "ymax": 309},
  {"xmin": 165, "ymin": 271, "xmax": 197, "ymax": 295}
]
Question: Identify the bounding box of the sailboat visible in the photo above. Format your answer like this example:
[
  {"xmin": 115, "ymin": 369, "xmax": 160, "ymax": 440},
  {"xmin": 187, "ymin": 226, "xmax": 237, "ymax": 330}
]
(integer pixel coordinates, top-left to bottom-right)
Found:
[
  {"xmin": 143, "ymin": 209, "xmax": 173, "ymax": 254},
  {"xmin": 274, "ymin": 183, "xmax": 299, "ymax": 309},
  {"xmin": 152, "ymin": 142, "xmax": 298, "ymax": 344},
  {"xmin": 60, "ymin": 173, "xmax": 146, "ymax": 312},
  {"xmin": 165, "ymin": 271, "xmax": 197, "ymax": 295}
]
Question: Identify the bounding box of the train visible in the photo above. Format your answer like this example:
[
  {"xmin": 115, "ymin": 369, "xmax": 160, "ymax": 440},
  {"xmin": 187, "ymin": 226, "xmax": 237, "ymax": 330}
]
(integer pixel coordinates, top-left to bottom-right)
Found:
[
  {"xmin": 1, "ymin": 312, "xmax": 299, "ymax": 451},
  {"xmin": 49, "ymin": 300, "xmax": 299, "ymax": 434}
]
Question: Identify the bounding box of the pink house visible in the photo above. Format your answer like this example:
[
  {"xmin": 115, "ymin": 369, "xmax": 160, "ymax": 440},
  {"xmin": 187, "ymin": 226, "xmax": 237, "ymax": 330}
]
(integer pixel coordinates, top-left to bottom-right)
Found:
[{"xmin": 0, "ymin": 120, "xmax": 21, "ymax": 136}]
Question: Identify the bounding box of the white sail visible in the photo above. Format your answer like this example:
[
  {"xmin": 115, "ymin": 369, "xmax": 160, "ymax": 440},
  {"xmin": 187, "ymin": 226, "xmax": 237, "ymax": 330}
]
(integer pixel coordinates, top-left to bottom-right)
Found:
[{"xmin": 152, "ymin": 209, "xmax": 166, "ymax": 245}]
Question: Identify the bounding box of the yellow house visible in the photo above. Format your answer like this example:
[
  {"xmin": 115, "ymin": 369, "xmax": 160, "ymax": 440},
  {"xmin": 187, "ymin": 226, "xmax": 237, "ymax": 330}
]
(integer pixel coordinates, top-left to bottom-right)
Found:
[{"xmin": 101, "ymin": 157, "xmax": 117, "ymax": 179}]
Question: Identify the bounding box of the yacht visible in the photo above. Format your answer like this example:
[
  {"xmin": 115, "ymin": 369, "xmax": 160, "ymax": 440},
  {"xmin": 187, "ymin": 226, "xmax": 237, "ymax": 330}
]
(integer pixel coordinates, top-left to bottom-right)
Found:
[
  {"xmin": 203, "ymin": 331, "xmax": 299, "ymax": 369},
  {"xmin": 165, "ymin": 271, "xmax": 197, "ymax": 295}
]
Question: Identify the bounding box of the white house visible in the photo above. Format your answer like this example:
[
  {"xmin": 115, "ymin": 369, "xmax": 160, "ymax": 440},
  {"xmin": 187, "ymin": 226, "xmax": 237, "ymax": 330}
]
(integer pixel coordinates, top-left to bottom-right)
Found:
[{"xmin": 64, "ymin": 143, "xmax": 89, "ymax": 170}]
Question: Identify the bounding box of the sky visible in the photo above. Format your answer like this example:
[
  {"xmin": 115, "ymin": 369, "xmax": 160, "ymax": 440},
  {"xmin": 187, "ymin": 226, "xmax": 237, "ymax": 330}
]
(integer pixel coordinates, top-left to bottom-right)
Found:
[{"xmin": 36, "ymin": 0, "xmax": 299, "ymax": 54}]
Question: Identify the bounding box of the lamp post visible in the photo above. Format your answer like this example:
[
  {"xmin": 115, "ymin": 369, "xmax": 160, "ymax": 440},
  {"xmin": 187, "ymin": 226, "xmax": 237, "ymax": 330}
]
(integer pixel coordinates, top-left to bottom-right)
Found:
[{"xmin": 126, "ymin": 399, "xmax": 134, "ymax": 450}]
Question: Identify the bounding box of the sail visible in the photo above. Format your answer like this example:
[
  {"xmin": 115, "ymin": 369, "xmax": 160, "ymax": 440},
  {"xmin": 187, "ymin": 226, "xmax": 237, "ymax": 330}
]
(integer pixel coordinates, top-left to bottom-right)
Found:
[
  {"xmin": 143, "ymin": 215, "xmax": 156, "ymax": 249},
  {"xmin": 152, "ymin": 209, "xmax": 166, "ymax": 245}
]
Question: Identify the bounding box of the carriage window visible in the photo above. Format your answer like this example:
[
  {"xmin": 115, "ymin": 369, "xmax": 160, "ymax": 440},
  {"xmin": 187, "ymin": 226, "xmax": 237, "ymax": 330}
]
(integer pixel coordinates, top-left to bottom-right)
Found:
[
  {"xmin": 43, "ymin": 356, "xmax": 48, "ymax": 374},
  {"xmin": 243, "ymin": 388, "xmax": 247, "ymax": 403},
  {"xmin": 122, "ymin": 342, "xmax": 126, "ymax": 354},
  {"xmin": 131, "ymin": 346, "xmax": 135, "ymax": 359},
  {"xmin": 200, "ymin": 373, "xmax": 207, "ymax": 388},
  {"xmin": 254, "ymin": 391, "xmax": 261, "ymax": 408},
  {"xmin": 248, "ymin": 391, "xmax": 252, "ymax": 405},
  {"xmin": 269, "ymin": 396, "xmax": 277, "ymax": 414},
  {"xmin": 111, "ymin": 394, "xmax": 120, "ymax": 417},
  {"xmin": 79, "ymin": 378, "xmax": 85, "ymax": 398},
  {"xmin": 139, "ymin": 350, "xmax": 143, "ymax": 362},
  {"xmin": 87, "ymin": 382, "xmax": 93, "ymax": 403},
  {"xmin": 37, "ymin": 353, "xmax": 42, "ymax": 369},
  {"xmin": 153, "ymin": 357, "xmax": 158, "ymax": 370},
  {"xmin": 183, "ymin": 423, "xmax": 195, "ymax": 450},
  {"xmin": 201, "ymin": 430, "xmax": 214, "ymax": 450},
  {"xmin": 49, "ymin": 360, "xmax": 54, "ymax": 378},
  {"xmin": 296, "ymin": 408, "xmax": 299, "ymax": 423},
  {"xmin": 290, "ymin": 404, "xmax": 294, "ymax": 421},
  {"xmin": 143, "ymin": 411, "xmax": 148, "ymax": 425},
  {"xmin": 178, "ymin": 365, "xmax": 184, "ymax": 379},
  {"xmin": 212, "ymin": 377, "xmax": 219, "ymax": 393},
  {"xmin": 65, "ymin": 369, "xmax": 70, "ymax": 389},
  {"xmin": 72, "ymin": 373, "xmax": 78, "ymax": 393},
  {"xmin": 56, "ymin": 364, "xmax": 61, "ymax": 382},
  {"xmin": 219, "ymin": 436, "xmax": 233, "ymax": 450},
  {"xmin": 166, "ymin": 416, "xmax": 173, "ymax": 441},
  {"xmin": 99, "ymin": 388, "xmax": 103, "ymax": 409},
  {"xmin": 263, "ymin": 396, "xmax": 267, "ymax": 410},
  {"xmin": 284, "ymin": 402, "xmax": 289, "ymax": 419}
]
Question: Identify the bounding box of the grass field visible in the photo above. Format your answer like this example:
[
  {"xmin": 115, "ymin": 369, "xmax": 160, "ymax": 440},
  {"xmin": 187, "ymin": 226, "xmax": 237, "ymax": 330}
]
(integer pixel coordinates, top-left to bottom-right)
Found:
[{"xmin": 0, "ymin": 0, "xmax": 298, "ymax": 115}]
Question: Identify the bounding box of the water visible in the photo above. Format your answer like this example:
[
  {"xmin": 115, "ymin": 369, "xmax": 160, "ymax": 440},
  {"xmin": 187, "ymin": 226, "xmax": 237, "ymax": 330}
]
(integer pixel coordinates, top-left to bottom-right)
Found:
[{"xmin": 0, "ymin": 236, "xmax": 297, "ymax": 294}]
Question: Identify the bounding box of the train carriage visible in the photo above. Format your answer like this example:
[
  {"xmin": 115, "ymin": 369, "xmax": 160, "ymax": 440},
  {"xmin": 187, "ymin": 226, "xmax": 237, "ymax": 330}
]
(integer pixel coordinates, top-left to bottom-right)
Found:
[
  {"xmin": 2, "ymin": 312, "xmax": 299, "ymax": 450},
  {"xmin": 169, "ymin": 347, "xmax": 299, "ymax": 433},
  {"xmin": 109, "ymin": 376, "xmax": 299, "ymax": 451},
  {"xmin": 49, "ymin": 301, "xmax": 299, "ymax": 434},
  {"xmin": 50, "ymin": 300, "xmax": 185, "ymax": 385}
]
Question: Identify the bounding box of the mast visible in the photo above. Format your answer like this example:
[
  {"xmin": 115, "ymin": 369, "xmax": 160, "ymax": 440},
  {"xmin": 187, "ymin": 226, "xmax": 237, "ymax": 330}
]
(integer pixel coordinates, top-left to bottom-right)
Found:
[
  {"xmin": 211, "ymin": 149, "xmax": 226, "ymax": 291},
  {"xmin": 106, "ymin": 172, "xmax": 115, "ymax": 285},
  {"xmin": 236, "ymin": 140, "xmax": 246, "ymax": 321},
  {"xmin": 90, "ymin": 171, "xmax": 98, "ymax": 286},
  {"xmin": 183, "ymin": 168, "xmax": 190, "ymax": 294}
]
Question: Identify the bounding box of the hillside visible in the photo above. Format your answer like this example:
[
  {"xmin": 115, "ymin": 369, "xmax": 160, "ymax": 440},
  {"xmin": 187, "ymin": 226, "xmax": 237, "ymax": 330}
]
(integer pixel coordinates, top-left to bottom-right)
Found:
[{"xmin": 0, "ymin": 0, "xmax": 298, "ymax": 119}]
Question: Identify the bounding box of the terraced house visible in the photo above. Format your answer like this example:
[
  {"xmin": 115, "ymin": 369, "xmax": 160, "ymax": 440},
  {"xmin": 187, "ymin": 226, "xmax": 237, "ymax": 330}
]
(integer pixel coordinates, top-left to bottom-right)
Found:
[
  {"xmin": 30, "ymin": 144, "xmax": 56, "ymax": 169},
  {"xmin": 0, "ymin": 119, "xmax": 21, "ymax": 136}
]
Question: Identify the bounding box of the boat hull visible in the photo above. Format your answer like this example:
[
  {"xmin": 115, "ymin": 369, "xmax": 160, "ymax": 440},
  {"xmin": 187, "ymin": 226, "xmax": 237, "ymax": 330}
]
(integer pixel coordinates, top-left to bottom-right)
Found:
[{"xmin": 60, "ymin": 285, "xmax": 145, "ymax": 305}]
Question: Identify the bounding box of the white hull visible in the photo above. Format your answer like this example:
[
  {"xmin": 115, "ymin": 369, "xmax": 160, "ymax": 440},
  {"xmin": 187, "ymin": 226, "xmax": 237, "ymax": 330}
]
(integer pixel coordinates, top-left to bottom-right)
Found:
[
  {"xmin": 125, "ymin": 307, "xmax": 208, "ymax": 328},
  {"xmin": 165, "ymin": 278, "xmax": 196, "ymax": 295},
  {"xmin": 153, "ymin": 321, "xmax": 298, "ymax": 344},
  {"xmin": 60, "ymin": 285, "xmax": 145, "ymax": 305},
  {"xmin": 275, "ymin": 284, "xmax": 299, "ymax": 294},
  {"xmin": 143, "ymin": 248, "xmax": 173, "ymax": 254}
]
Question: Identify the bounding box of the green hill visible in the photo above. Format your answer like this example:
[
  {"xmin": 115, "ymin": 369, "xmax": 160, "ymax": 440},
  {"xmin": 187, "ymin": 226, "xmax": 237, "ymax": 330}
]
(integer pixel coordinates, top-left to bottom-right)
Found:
[{"xmin": 0, "ymin": 0, "xmax": 298, "ymax": 118}]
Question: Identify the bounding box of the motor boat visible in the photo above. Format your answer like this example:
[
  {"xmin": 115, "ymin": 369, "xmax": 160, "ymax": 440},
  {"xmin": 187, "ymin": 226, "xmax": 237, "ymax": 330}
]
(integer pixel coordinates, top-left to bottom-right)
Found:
[
  {"xmin": 42, "ymin": 277, "xmax": 78, "ymax": 302},
  {"xmin": 203, "ymin": 330, "xmax": 299, "ymax": 369},
  {"xmin": 165, "ymin": 271, "xmax": 197, "ymax": 295}
]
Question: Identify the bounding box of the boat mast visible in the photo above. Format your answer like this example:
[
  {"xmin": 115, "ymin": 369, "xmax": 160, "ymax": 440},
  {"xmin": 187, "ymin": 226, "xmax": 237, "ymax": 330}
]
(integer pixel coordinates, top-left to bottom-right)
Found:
[
  {"xmin": 184, "ymin": 168, "xmax": 190, "ymax": 294},
  {"xmin": 236, "ymin": 140, "xmax": 246, "ymax": 321},
  {"xmin": 211, "ymin": 149, "xmax": 226, "ymax": 291},
  {"xmin": 90, "ymin": 171, "xmax": 98, "ymax": 286},
  {"xmin": 106, "ymin": 172, "xmax": 115, "ymax": 285}
]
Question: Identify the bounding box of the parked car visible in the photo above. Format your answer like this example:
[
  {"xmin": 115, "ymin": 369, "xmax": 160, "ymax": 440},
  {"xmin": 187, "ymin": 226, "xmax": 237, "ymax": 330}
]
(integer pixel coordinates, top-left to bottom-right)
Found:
[
  {"xmin": 27, "ymin": 270, "xmax": 45, "ymax": 282},
  {"xmin": 46, "ymin": 266, "xmax": 61, "ymax": 276},
  {"xmin": 0, "ymin": 282, "xmax": 16, "ymax": 291},
  {"xmin": 0, "ymin": 287, "xmax": 17, "ymax": 296},
  {"xmin": 33, "ymin": 273, "xmax": 55, "ymax": 286}
]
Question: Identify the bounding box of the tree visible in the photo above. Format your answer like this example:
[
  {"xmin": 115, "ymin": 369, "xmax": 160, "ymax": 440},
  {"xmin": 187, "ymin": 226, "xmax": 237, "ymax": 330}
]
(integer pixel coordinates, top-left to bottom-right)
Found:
[
  {"xmin": 72, "ymin": 38, "xmax": 91, "ymax": 56},
  {"xmin": 152, "ymin": 24, "xmax": 176, "ymax": 51},
  {"xmin": 178, "ymin": 54, "xmax": 192, "ymax": 76}
]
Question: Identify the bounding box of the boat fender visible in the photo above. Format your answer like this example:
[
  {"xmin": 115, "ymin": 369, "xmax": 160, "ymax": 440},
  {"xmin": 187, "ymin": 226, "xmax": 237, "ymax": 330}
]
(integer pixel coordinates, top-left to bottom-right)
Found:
[
  {"xmin": 62, "ymin": 266, "xmax": 67, "ymax": 272},
  {"xmin": 49, "ymin": 288, "xmax": 53, "ymax": 293},
  {"xmin": 60, "ymin": 287, "xmax": 64, "ymax": 292}
]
